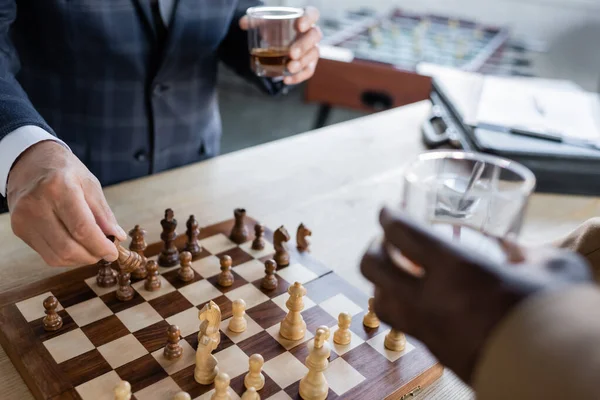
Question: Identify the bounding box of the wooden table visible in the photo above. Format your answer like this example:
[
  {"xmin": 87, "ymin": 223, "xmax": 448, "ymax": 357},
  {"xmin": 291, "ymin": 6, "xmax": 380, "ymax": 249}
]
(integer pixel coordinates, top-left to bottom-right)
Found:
[{"xmin": 1, "ymin": 100, "xmax": 599, "ymax": 399}]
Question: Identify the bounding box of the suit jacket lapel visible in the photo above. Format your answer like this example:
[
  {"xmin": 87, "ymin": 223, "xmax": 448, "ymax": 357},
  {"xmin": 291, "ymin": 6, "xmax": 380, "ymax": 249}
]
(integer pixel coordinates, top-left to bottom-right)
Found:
[
  {"xmin": 131, "ymin": 0, "xmax": 156, "ymax": 39},
  {"xmin": 155, "ymin": 0, "xmax": 185, "ymax": 77}
]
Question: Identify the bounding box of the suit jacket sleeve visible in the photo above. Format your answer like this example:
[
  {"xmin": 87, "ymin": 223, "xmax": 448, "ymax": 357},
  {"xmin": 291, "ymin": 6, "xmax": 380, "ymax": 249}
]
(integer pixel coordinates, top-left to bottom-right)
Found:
[
  {"xmin": 472, "ymin": 284, "xmax": 600, "ymax": 400},
  {"xmin": 218, "ymin": 0, "xmax": 287, "ymax": 96},
  {"xmin": 553, "ymin": 218, "xmax": 600, "ymax": 283}
]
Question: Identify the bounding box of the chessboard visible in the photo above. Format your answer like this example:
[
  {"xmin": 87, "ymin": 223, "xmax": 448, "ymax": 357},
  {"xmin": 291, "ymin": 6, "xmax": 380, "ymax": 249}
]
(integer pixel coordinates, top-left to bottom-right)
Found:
[{"xmin": 0, "ymin": 209, "xmax": 443, "ymax": 400}]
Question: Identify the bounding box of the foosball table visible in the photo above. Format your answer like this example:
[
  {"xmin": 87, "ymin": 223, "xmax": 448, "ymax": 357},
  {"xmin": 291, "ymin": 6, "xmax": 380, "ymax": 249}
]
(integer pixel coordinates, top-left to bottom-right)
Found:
[{"xmin": 0, "ymin": 208, "xmax": 442, "ymax": 400}]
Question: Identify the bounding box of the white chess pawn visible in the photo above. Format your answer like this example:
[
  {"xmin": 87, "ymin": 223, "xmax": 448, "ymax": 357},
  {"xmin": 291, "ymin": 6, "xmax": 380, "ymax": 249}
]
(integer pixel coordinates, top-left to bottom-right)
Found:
[
  {"xmin": 114, "ymin": 380, "xmax": 131, "ymax": 400},
  {"xmin": 229, "ymin": 299, "xmax": 247, "ymax": 333},
  {"xmin": 172, "ymin": 392, "xmax": 192, "ymax": 400},
  {"xmin": 333, "ymin": 312, "xmax": 352, "ymax": 345},
  {"xmin": 241, "ymin": 387, "xmax": 261, "ymax": 400},
  {"xmin": 384, "ymin": 329, "xmax": 406, "ymax": 352},
  {"xmin": 244, "ymin": 353, "xmax": 265, "ymax": 391},
  {"xmin": 211, "ymin": 372, "xmax": 232, "ymax": 400}
]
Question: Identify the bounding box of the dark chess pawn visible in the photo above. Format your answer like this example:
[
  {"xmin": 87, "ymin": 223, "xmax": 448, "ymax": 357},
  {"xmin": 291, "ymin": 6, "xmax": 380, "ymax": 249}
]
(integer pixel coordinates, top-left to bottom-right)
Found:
[
  {"xmin": 261, "ymin": 259, "xmax": 278, "ymax": 291},
  {"xmin": 218, "ymin": 255, "xmax": 234, "ymax": 287},
  {"xmin": 158, "ymin": 209, "xmax": 179, "ymax": 268},
  {"xmin": 96, "ymin": 259, "xmax": 117, "ymax": 288},
  {"xmin": 129, "ymin": 225, "xmax": 148, "ymax": 279},
  {"xmin": 230, "ymin": 208, "xmax": 249, "ymax": 244},
  {"xmin": 145, "ymin": 260, "xmax": 161, "ymax": 291},
  {"xmin": 116, "ymin": 271, "xmax": 134, "ymax": 301},
  {"xmin": 43, "ymin": 296, "xmax": 63, "ymax": 331},
  {"xmin": 183, "ymin": 215, "xmax": 203, "ymax": 260},
  {"xmin": 164, "ymin": 325, "xmax": 183, "ymax": 360},
  {"xmin": 178, "ymin": 251, "xmax": 195, "ymax": 282},
  {"xmin": 251, "ymin": 223, "xmax": 265, "ymax": 251}
]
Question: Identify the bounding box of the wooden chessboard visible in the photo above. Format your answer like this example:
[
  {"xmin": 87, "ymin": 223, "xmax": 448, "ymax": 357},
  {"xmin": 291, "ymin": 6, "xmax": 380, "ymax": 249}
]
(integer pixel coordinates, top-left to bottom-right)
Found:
[{"xmin": 0, "ymin": 211, "xmax": 443, "ymax": 400}]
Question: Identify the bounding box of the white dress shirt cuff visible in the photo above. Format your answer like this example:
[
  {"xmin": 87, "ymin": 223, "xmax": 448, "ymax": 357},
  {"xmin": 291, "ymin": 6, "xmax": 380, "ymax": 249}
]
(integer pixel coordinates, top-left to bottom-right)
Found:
[{"xmin": 0, "ymin": 125, "xmax": 69, "ymax": 197}]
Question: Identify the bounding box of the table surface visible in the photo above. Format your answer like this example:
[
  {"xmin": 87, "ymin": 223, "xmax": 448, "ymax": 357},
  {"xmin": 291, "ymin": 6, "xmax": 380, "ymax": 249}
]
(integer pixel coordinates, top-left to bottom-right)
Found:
[{"xmin": 1, "ymin": 100, "xmax": 599, "ymax": 399}]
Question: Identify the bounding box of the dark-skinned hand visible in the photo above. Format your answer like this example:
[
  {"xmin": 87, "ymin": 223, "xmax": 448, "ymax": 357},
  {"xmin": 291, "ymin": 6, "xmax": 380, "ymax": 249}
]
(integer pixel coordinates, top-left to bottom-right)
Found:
[{"xmin": 360, "ymin": 206, "xmax": 592, "ymax": 384}]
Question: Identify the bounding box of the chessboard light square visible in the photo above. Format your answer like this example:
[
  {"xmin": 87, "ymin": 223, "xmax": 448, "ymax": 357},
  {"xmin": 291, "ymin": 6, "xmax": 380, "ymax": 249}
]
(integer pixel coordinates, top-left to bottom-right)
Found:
[
  {"xmin": 151, "ymin": 339, "xmax": 196, "ymax": 374},
  {"xmin": 134, "ymin": 376, "xmax": 182, "ymax": 400},
  {"xmin": 266, "ymin": 323, "xmax": 314, "ymax": 350},
  {"xmin": 272, "ymin": 293, "xmax": 316, "ymax": 313},
  {"xmin": 326, "ymin": 324, "xmax": 364, "ymax": 356},
  {"xmin": 75, "ymin": 370, "xmax": 122, "ymax": 400},
  {"xmin": 191, "ymin": 255, "xmax": 222, "ymax": 278},
  {"xmin": 263, "ymin": 351, "xmax": 308, "ymax": 389},
  {"xmin": 233, "ymin": 259, "xmax": 266, "ymax": 282},
  {"xmin": 132, "ymin": 276, "xmax": 176, "ymax": 301},
  {"xmin": 178, "ymin": 279, "xmax": 222, "ymax": 306},
  {"xmin": 324, "ymin": 357, "xmax": 366, "ymax": 395},
  {"xmin": 97, "ymin": 334, "xmax": 148, "ymax": 369},
  {"xmin": 166, "ymin": 307, "xmax": 200, "ymax": 337},
  {"xmin": 214, "ymin": 345, "xmax": 250, "ymax": 378},
  {"xmin": 116, "ymin": 302, "xmax": 163, "ymax": 333},
  {"xmin": 265, "ymin": 392, "xmax": 293, "ymax": 400},
  {"xmin": 16, "ymin": 291, "xmax": 63, "ymax": 322},
  {"xmin": 199, "ymin": 233, "xmax": 237, "ymax": 254},
  {"xmin": 366, "ymin": 329, "xmax": 416, "ymax": 362},
  {"xmin": 196, "ymin": 388, "xmax": 241, "ymax": 400},
  {"xmin": 225, "ymin": 283, "xmax": 269, "ymax": 309},
  {"xmin": 66, "ymin": 297, "xmax": 113, "ymax": 327},
  {"xmin": 239, "ymin": 240, "xmax": 275, "ymax": 259},
  {"xmin": 84, "ymin": 275, "xmax": 117, "ymax": 297},
  {"xmin": 220, "ymin": 315, "xmax": 263, "ymax": 343},
  {"xmin": 43, "ymin": 328, "xmax": 95, "ymax": 364},
  {"xmin": 319, "ymin": 294, "xmax": 363, "ymax": 320},
  {"xmin": 276, "ymin": 263, "xmax": 318, "ymax": 285}
]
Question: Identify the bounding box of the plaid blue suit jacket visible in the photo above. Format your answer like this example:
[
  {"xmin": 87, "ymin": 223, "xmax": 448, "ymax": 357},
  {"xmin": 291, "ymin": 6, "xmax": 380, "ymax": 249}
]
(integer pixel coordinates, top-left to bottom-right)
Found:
[{"xmin": 0, "ymin": 0, "xmax": 281, "ymax": 190}]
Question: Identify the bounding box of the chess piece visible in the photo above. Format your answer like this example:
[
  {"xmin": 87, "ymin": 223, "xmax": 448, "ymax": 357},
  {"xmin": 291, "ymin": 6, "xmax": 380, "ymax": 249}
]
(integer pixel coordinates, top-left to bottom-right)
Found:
[
  {"xmin": 279, "ymin": 282, "xmax": 307, "ymax": 341},
  {"xmin": 299, "ymin": 326, "xmax": 331, "ymax": 400},
  {"xmin": 230, "ymin": 208, "xmax": 249, "ymax": 244},
  {"xmin": 195, "ymin": 301, "xmax": 221, "ymax": 385},
  {"xmin": 159, "ymin": 208, "xmax": 179, "ymax": 267},
  {"xmin": 184, "ymin": 215, "xmax": 203, "ymax": 260},
  {"xmin": 244, "ymin": 354, "xmax": 265, "ymax": 391},
  {"xmin": 296, "ymin": 223, "xmax": 312, "ymax": 252},
  {"xmin": 261, "ymin": 259, "xmax": 278, "ymax": 291},
  {"xmin": 114, "ymin": 380, "xmax": 131, "ymax": 400},
  {"xmin": 128, "ymin": 225, "xmax": 148, "ymax": 279},
  {"xmin": 115, "ymin": 240, "xmax": 146, "ymax": 275},
  {"xmin": 384, "ymin": 329, "xmax": 406, "ymax": 352},
  {"xmin": 241, "ymin": 387, "xmax": 260, "ymax": 400},
  {"xmin": 218, "ymin": 255, "xmax": 234, "ymax": 287},
  {"xmin": 251, "ymin": 223, "xmax": 265, "ymax": 250},
  {"xmin": 211, "ymin": 372, "xmax": 232, "ymax": 400},
  {"xmin": 178, "ymin": 251, "xmax": 195, "ymax": 282},
  {"xmin": 333, "ymin": 312, "xmax": 352, "ymax": 345},
  {"xmin": 173, "ymin": 392, "xmax": 192, "ymax": 400},
  {"xmin": 144, "ymin": 260, "xmax": 161, "ymax": 291},
  {"xmin": 96, "ymin": 259, "xmax": 117, "ymax": 288},
  {"xmin": 42, "ymin": 296, "xmax": 62, "ymax": 331},
  {"xmin": 164, "ymin": 325, "xmax": 183, "ymax": 360},
  {"xmin": 116, "ymin": 271, "xmax": 134, "ymax": 301},
  {"xmin": 363, "ymin": 297, "xmax": 380, "ymax": 328},
  {"xmin": 228, "ymin": 299, "xmax": 247, "ymax": 333},
  {"xmin": 273, "ymin": 226, "xmax": 290, "ymax": 267}
]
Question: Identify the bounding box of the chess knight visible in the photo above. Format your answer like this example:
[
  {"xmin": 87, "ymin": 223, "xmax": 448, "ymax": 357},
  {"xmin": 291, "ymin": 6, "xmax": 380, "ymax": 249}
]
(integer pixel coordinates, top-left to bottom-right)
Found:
[{"xmin": 195, "ymin": 300, "xmax": 222, "ymax": 385}]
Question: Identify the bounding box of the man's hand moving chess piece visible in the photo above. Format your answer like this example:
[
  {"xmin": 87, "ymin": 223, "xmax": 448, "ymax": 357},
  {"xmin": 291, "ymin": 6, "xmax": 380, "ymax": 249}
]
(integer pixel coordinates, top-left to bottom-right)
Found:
[
  {"xmin": 7, "ymin": 141, "xmax": 126, "ymax": 267},
  {"xmin": 361, "ymin": 206, "xmax": 597, "ymax": 398}
]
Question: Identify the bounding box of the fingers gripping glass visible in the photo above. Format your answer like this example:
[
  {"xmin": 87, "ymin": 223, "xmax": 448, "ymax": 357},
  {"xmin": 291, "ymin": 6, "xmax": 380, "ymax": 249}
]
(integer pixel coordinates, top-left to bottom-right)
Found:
[{"xmin": 246, "ymin": 6, "xmax": 304, "ymax": 78}]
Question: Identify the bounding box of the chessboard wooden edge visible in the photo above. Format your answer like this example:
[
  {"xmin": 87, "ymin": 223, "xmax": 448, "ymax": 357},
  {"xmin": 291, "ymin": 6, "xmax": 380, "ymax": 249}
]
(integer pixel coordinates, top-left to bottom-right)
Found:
[{"xmin": 385, "ymin": 363, "xmax": 444, "ymax": 400}]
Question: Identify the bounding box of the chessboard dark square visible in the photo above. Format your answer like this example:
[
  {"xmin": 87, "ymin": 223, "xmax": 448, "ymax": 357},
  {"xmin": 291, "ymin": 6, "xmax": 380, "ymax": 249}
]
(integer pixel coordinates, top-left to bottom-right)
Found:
[
  {"xmin": 284, "ymin": 380, "xmax": 339, "ymax": 400},
  {"xmin": 237, "ymin": 331, "xmax": 286, "ymax": 362},
  {"xmin": 100, "ymin": 290, "xmax": 145, "ymax": 314},
  {"xmin": 251, "ymin": 275, "xmax": 290, "ymax": 299},
  {"xmin": 59, "ymin": 349, "xmax": 112, "ymax": 387},
  {"xmin": 161, "ymin": 269, "xmax": 203, "ymax": 289},
  {"xmin": 29, "ymin": 310, "xmax": 77, "ymax": 342},
  {"xmin": 342, "ymin": 342, "xmax": 392, "ymax": 380},
  {"xmin": 133, "ymin": 320, "xmax": 171, "ymax": 352},
  {"xmin": 350, "ymin": 311, "xmax": 390, "ymax": 342},
  {"xmin": 246, "ymin": 300, "xmax": 287, "ymax": 330},
  {"xmin": 289, "ymin": 339, "xmax": 338, "ymax": 365},
  {"xmin": 230, "ymin": 371, "xmax": 281, "ymax": 398},
  {"xmin": 81, "ymin": 315, "xmax": 129, "ymax": 347},
  {"xmin": 52, "ymin": 281, "xmax": 96, "ymax": 308},
  {"xmin": 171, "ymin": 364, "xmax": 214, "ymax": 398},
  {"xmin": 198, "ymin": 295, "xmax": 233, "ymax": 320},
  {"xmin": 301, "ymin": 306, "xmax": 337, "ymax": 334},
  {"xmin": 149, "ymin": 291, "xmax": 194, "ymax": 319},
  {"xmin": 184, "ymin": 331, "xmax": 234, "ymax": 354},
  {"xmin": 206, "ymin": 271, "xmax": 247, "ymax": 294},
  {"xmin": 116, "ymin": 353, "xmax": 168, "ymax": 393},
  {"xmin": 216, "ymin": 247, "xmax": 254, "ymax": 267}
]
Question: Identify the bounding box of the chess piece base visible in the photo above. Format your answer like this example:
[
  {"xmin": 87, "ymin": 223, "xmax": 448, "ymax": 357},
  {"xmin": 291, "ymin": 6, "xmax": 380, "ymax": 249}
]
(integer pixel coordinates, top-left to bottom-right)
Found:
[
  {"xmin": 363, "ymin": 313, "xmax": 380, "ymax": 329},
  {"xmin": 228, "ymin": 318, "xmax": 247, "ymax": 333},
  {"xmin": 333, "ymin": 330, "xmax": 351, "ymax": 345},
  {"xmin": 116, "ymin": 287, "xmax": 134, "ymax": 302},
  {"xmin": 279, "ymin": 319, "xmax": 306, "ymax": 341},
  {"xmin": 194, "ymin": 364, "xmax": 218, "ymax": 385},
  {"xmin": 184, "ymin": 244, "xmax": 202, "ymax": 260},
  {"xmin": 384, "ymin": 331, "xmax": 406, "ymax": 352},
  {"xmin": 251, "ymin": 239, "xmax": 265, "ymax": 251},
  {"xmin": 261, "ymin": 277, "xmax": 278, "ymax": 291},
  {"xmin": 274, "ymin": 251, "xmax": 290, "ymax": 267},
  {"xmin": 164, "ymin": 345, "xmax": 183, "ymax": 360},
  {"xmin": 218, "ymin": 273, "xmax": 234, "ymax": 287},
  {"xmin": 299, "ymin": 376, "xmax": 328, "ymax": 400},
  {"xmin": 178, "ymin": 269, "xmax": 195, "ymax": 282},
  {"xmin": 244, "ymin": 373, "xmax": 265, "ymax": 391},
  {"xmin": 43, "ymin": 317, "xmax": 63, "ymax": 332},
  {"xmin": 131, "ymin": 265, "xmax": 148, "ymax": 280},
  {"xmin": 158, "ymin": 251, "xmax": 179, "ymax": 268},
  {"xmin": 96, "ymin": 265, "xmax": 117, "ymax": 288}
]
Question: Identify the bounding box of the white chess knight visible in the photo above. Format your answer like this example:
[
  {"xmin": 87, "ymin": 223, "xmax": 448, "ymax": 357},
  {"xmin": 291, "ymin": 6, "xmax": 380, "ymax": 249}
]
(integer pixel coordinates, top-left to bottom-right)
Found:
[
  {"xmin": 195, "ymin": 300, "xmax": 222, "ymax": 385},
  {"xmin": 299, "ymin": 326, "xmax": 331, "ymax": 400}
]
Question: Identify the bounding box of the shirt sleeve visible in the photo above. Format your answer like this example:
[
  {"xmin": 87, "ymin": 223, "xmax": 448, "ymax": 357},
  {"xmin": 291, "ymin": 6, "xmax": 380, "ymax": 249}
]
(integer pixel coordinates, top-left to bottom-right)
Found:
[{"xmin": 0, "ymin": 125, "xmax": 69, "ymax": 196}]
